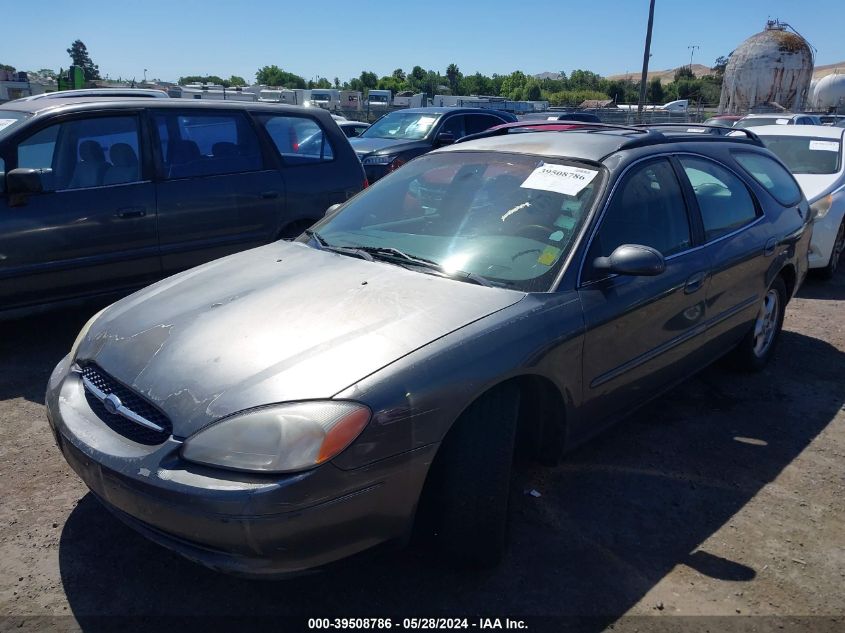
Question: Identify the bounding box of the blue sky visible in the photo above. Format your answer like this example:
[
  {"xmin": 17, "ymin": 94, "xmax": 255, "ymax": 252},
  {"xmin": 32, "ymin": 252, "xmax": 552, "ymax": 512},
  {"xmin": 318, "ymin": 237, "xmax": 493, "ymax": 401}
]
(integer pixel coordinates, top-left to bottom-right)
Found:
[{"xmin": 3, "ymin": 0, "xmax": 843, "ymax": 83}]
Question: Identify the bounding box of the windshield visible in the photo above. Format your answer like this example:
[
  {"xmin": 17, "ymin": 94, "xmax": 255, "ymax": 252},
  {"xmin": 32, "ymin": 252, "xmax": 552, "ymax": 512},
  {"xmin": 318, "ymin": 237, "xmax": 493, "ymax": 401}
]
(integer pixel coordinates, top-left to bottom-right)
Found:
[
  {"xmin": 360, "ymin": 111, "xmax": 440, "ymax": 140},
  {"xmin": 0, "ymin": 111, "xmax": 30, "ymax": 140},
  {"xmin": 760, "ymin": 136, "xmax": 842, "ymax": 174},
  {"xmin": 734, "ymin": 117, "xmax": 789, "ymax": 129},
  {"xmin": 305, "ymin": 151, "xmax": 604, "ymax": 291},
  {"xmin": 369, "ymin": 94, "xmax": 389, "ymax": 103},
  {"xmin": 704, "ymin": 117, "xmax": 736, "ymax": 128}
]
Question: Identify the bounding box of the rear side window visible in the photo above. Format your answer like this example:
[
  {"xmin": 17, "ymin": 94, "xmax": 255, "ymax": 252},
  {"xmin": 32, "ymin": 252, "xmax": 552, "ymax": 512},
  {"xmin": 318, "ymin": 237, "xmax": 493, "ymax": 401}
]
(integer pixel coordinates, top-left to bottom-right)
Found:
[
  {"xmin": 260, "ymin": 115, "xmax": 334, "ymax": 164},
  {"xmin": 585, "ymin": 158, "xmax": 691, "ymax": 282},
  {"xmin": 155, "ymin": 111, "xmax": 263, "ymax": 179},
  {"xmin": 733, "ymin": 152, "xmax": 802, "ymax": 206},
  {"xmin": 679, "ymin": 157, "xmax": 759, "ymax": 241},
  {"xmin": 464, "ymin": 114, "xmax": 505, "ymax": 135}
]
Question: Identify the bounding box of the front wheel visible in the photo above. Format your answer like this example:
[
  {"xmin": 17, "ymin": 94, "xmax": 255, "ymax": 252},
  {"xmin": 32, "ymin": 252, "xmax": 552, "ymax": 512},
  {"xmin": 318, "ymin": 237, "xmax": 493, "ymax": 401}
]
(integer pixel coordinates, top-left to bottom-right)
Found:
[
  {"xmin": 730, "ymin": 276, "xmax": 787, "ymax": 372},
  {"xmin": 818, "ymin": 218, "xmax": 845, "ymax": 280},
  {"xmin": 421, "ymin": 384, "xmax": 520, "ymax": 567}
]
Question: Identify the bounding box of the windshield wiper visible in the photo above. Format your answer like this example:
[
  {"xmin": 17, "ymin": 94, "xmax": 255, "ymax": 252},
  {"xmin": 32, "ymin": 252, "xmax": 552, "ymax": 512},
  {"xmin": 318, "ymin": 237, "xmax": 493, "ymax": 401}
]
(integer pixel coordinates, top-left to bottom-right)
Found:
[
  {"xmin": 350, "ymin": 246, "xmax": 496, "ymax": 287},
  {"xmin": 304, "ymin": 230, "xmax": 374, "ymax": 261}
]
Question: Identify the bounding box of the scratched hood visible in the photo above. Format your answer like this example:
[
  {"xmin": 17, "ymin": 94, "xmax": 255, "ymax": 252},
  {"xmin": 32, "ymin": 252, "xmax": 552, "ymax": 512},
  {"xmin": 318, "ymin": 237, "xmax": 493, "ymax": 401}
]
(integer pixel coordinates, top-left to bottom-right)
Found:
[{"xmin": 76, "ymin": 241, "xmax": 524, "ymax": 437}]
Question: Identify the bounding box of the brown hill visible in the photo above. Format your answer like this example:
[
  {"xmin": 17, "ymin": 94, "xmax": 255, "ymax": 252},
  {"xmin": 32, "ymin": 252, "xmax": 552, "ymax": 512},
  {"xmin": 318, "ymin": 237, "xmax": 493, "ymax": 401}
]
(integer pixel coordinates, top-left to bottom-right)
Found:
[
  {"xmin": 606, "ymin": 64, "xmax": 712, "ymax": 84},
  {"xmin": 814, "ymin": 61, "xmax": 845, "ymax": 79}
]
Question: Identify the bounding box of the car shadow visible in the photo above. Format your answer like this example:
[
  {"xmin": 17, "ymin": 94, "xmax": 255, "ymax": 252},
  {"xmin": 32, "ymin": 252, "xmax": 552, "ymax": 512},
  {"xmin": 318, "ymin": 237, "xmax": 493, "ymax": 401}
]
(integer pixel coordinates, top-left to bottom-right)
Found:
[
  {"xmin": 57, "ymin": 328, "xmax": 844, "ymax": 629},
  {"xmin": 796, "ymin": 265, "xmax": 845, "ymax": 301},
  {"xmin": 0, "ymin": 301, "xmax": 109, "ymax": 403}
]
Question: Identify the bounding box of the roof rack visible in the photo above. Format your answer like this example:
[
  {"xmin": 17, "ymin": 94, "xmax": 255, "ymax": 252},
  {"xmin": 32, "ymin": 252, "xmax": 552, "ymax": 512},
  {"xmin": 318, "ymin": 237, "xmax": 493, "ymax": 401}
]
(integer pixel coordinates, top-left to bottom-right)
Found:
[
  {"xmin": 457, "ymin": 120, "xmax": 656, "ymax": 144},
  {"xmin": 633, "ymin": 123, "xmax": 763, "ymax": 144}
]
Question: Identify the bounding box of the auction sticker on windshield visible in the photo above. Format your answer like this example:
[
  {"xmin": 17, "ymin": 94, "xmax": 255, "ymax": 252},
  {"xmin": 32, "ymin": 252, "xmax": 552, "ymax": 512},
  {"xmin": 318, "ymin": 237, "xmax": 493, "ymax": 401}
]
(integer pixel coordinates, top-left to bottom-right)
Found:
[
  {"xmin": 809, "ymin": 140, "xmax": 840, "ymax": 152},
  {"xmin": 521, "ymin": 162, "xmax": 598, "ymax": 196}
]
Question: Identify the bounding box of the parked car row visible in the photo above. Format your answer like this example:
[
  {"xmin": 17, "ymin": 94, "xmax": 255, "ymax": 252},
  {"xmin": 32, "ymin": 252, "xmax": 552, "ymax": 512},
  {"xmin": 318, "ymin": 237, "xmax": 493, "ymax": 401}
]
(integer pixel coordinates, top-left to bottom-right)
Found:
[
  {"xmin": 0, "ymin": 98, "xmax": 367, "ymax": 316},
  {"xmin": 41, "ymin": 118, "xmax": 819, "ymax": 577}
]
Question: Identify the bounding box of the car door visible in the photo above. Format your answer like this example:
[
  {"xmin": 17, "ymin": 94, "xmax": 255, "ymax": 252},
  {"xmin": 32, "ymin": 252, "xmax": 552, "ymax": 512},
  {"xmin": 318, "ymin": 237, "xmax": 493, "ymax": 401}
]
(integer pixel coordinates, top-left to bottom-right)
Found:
[
  {"xmin": 577, "ymin": 157, "xmax": 712, "ymax": 430},
  {"xmin": 254, "ymin": 112, "xmax": 357, "ymax": 236},
  {"xmin": 681, "ymin": 152, "xmax": 798, "ymax": 352},
  {"xmin": 152, "ymin": 108, "xmax": 286, "ymax": 275},
  {"xmin": 0, "ymin": 111, "xmax": 159, "ymax": 311}
]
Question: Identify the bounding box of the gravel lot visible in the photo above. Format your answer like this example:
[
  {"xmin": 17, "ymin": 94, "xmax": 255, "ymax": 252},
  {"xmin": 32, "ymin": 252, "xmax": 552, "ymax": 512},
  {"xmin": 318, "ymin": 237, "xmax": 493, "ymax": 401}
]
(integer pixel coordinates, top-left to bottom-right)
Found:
[{"xmin": 1, "ymin": 268, "xmax": 843, "ymax": 632}]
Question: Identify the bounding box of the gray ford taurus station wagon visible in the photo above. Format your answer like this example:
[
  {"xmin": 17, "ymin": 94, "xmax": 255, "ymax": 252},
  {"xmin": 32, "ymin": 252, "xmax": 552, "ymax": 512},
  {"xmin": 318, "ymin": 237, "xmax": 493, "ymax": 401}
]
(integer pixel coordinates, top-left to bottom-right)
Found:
[
  {"xmin": 46, "ymin": 123, "xmax": 812, "ymax": 576},
  {"xmin": 0, "ymin": 98, "xmax": 365, "ymax": 317}
]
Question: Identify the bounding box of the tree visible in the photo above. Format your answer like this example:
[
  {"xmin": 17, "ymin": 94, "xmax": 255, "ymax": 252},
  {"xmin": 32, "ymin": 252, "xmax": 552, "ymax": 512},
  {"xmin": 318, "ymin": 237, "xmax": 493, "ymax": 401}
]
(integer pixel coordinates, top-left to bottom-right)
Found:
[
  {"xmin": 446, "ymin": 63, "xmax": 462, "ymax": 95},
  {"xmin": 255, "ymin": 65, "xmax": 306, "ymax": 88},
  {"xmin": 228, "ymin": 75, "xmax": 247, "ymax": 87},
  {"xmin": 359, "ymin": 70, "xmax": 378, "ymax": 90},
  {"xmin": 712, "ymin": 54, "xmax": 730, "ymax": 78},
  {"xmin": 648, "ymin": 77, "xmax": 664, "ymax": 103},
  {"xmin": 333, "ymin": 77, "xmax": 340, "ymax": 89},
  {"xmin": 391, "ymin": 68, "xmax": 406, "ymax": 82},
  {"xmin": 66, "ymin": 40, "xmax": 100, "ymax": 80},
  {"xmin": 0, "ymin": 63, "xmax": 15, "ymax": 73},
  {"xmin": 674, "ymin": 66, "xmax": 695, "ymax": 82}
]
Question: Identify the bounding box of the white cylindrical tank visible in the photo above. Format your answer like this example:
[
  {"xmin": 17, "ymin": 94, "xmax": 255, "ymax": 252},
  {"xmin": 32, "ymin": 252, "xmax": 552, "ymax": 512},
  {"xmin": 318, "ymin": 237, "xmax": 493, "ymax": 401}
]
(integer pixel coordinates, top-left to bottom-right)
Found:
[
  {"xmin": 810, "ymin": 73, "xmax": 845, "ymax": 111},
  {"xmin": 718, "ymin": 21, "xmax": 814, "ymax": 114}
]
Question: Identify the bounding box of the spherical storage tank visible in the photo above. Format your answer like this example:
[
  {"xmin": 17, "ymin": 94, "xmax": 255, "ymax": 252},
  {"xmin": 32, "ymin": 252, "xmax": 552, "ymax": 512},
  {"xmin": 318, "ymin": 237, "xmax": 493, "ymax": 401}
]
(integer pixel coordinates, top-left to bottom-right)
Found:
[
  {"xmin": 719, "ymin": 20, "xmax": 814, "ymax": 114},
  {"xmin": 810, "ymin": 73, "xmax": 845, "ymax": 111}
]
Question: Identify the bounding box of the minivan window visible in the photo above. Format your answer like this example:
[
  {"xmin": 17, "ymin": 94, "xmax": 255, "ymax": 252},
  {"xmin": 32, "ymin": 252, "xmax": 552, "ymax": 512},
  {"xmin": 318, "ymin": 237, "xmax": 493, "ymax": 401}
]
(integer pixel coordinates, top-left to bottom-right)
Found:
[
  {"xmin": 733, "ymin": 151, "xmax": 803, "ymax": 206},
  {"xmin": 759, "ymin": 136, "xmax": 842, "ymax": 175},
  {"xmin": 17, "ymin": 116, "xmax": 141, "ymax": 191},
  {"xmin": 260, "ymin": 115, "xmax": 334, "ymax": 164},
  {"xmin": 155, "ymin": 112, "xmax": 263, "ymax": 179},
  {"xmin": 585, "ymin": 158, "xmax": 690, "ymax": 282},
  {"xmin": 679, "ymin": 156, "xmax": 758, "ymax": 241}
]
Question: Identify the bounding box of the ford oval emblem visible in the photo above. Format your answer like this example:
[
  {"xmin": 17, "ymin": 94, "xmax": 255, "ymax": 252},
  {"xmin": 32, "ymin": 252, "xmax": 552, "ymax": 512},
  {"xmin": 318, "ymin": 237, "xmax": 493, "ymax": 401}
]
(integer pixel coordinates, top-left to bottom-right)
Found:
[{"xmin": 103, "ymin": 393, "xmax": 122, "ymax": 415}]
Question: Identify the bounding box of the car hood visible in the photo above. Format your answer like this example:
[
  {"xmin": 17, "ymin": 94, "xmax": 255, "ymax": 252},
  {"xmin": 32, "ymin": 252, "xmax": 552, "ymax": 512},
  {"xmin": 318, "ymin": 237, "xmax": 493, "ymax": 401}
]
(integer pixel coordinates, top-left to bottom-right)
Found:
[
  {"xmin": 794, "ymin": 173, "xmax": 844, "ymax": 204},
  {"xmin": 349, "ymin": 136, "xmax": 429, "ymax": 156},
  {"xmin": 77, "ymin": 241, "xmax": 524, "ymax": 438}
]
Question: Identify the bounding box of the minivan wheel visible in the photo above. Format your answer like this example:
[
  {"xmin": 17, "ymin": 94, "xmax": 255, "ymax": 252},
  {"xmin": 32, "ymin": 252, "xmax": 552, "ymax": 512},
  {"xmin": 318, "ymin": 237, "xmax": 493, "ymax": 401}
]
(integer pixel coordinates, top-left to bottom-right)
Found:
[
  {"xmin": 421, "ymin": 383, "xmax": 520, "ymax": 567},
  {"xmin": 731, "ymin": 276, "xmax": 787, "ymax": 371},
  {"xmin": 818, "ymin": 218, "xmax": 845, "ymax": 280}
]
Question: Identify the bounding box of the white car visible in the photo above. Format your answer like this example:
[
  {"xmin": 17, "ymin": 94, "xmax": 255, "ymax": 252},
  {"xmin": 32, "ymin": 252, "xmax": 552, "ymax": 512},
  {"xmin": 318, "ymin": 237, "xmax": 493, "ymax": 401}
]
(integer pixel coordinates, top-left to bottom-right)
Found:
[{"xmin": 754, "ymin": 125, "xmax": 845, "ymax": 278}]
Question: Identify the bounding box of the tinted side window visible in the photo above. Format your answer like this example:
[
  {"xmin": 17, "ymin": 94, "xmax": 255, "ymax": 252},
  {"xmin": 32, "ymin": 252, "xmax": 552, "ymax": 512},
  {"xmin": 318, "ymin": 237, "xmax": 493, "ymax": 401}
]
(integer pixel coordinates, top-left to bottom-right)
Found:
[
  {"xmin": 464, "ymin": 114, "xmax": 504, "ymax": 135},
  {"xmin": 261, "ymin": 116, "xmax": 334, "ymax": 164},
  {"xmin": 679, "ymin": 156, "xmax": 758, "ymax": 241},
  {"xmin": 585, "ymin": 159, "xmax": 691, "ymax": 281},
  {"xmin": 0, "ymin": 156, "xmax": 4, "ymax": 193},
  {"xmin": 17, "ymin": 116, "xmax": 141, "ymax": 191},
  {"xmin": 440, "ymin": 115, "xmax": 466, "ymax": 138},
  {"xmin": 733, "ymin": 152, "xmax": 802, "ymax": 206},
  {"xmin": 155, "ymin": 111, "xmax": 262, "ymax": 179}
]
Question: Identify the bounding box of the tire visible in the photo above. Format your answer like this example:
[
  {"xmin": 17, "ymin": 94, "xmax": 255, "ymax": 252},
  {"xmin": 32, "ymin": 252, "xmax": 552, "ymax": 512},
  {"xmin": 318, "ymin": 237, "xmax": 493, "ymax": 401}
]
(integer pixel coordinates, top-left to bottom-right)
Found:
[
  {"xmin": 817, "ymin": 218, "xmax": 845, "ymax": 280},
  {"xmin": 422, "ymin": 383, "xmax": 520, "ymax": 567},
  {"xmin": 730, "ymin": 276, "xmax": 787, "ymax": 372}
]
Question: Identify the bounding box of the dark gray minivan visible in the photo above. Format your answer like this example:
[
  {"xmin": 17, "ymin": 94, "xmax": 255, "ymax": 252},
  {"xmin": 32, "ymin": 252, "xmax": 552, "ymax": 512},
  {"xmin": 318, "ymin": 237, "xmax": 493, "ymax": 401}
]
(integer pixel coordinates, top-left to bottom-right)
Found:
[{"xmin": 0, "ymin": 98, "xmax": 365, "ymax": 315}]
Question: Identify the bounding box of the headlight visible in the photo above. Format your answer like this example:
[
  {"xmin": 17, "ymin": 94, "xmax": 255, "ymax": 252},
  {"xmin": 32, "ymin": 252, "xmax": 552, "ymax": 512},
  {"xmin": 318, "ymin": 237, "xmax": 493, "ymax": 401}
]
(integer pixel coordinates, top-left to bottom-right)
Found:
[
  {"xmin": 810, "ymin": 194, "xmax": 833, "ymax": 220},
  {"xmin": 362, "ymin": 154, "xmax": 397, "ymax": 166},
  {"xmin": 70, "ymin": 307, "xmax": 107, "ymax": 361},
  {"xmin": 181, "ymin": 401, "xmax": 371, "ymax": 473}
]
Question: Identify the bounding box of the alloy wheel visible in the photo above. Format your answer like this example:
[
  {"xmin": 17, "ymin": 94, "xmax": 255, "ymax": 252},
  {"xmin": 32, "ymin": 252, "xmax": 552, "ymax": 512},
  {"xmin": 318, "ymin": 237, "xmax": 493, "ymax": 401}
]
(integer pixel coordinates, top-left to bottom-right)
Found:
[{"xmin": 752, "ymin": 289, "xmax": 780, "ymax": 358}]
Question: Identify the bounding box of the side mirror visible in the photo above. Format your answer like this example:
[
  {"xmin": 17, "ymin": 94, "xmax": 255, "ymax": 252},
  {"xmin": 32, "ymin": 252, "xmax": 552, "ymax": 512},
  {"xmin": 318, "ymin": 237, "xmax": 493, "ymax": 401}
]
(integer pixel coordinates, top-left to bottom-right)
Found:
[
  {"xmin": 7, "ymin": 168, "xmax": 49, "ymax": 195},
  {"xmin": 6, "ymin": 168, "xmax": 51, "ymax": 207},
  {"xmin": 325, "ymin": 203, "xmax": 343, "ymax": 218},
  {"xmin": 593, "ymin": 244, "xmax": 666, "ymax": 276},
  {"xmin": 435, "ymin": 132, "xmax": 456, "ymax": 146}
]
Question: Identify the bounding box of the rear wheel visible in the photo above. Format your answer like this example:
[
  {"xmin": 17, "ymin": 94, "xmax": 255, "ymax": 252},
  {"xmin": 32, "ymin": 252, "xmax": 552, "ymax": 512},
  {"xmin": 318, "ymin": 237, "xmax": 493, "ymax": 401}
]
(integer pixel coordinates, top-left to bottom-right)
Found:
[
  {"xmin": 818, "ymin": 218, "xmax": 845, "ymax": 280},
  {"xmin": 730, "ymin": 276, "xmax": 787, "ymax": 372},
  {"xmin": 421, "ymin": 383, "xmax": 520, "ymax": 567}
]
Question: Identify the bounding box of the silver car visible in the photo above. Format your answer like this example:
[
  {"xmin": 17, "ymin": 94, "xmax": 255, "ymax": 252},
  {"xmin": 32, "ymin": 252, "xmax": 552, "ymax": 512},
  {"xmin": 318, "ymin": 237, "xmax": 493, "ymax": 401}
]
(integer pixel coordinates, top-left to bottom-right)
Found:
[{"xmin": 47, "ymin": 124, "xmax": 812, "ymax": 576}]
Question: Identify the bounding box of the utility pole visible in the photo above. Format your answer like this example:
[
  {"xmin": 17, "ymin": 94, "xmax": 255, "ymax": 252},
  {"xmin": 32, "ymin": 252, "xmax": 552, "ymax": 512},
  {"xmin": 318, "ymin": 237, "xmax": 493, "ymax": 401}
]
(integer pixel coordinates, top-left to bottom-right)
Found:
[
  {"xmin": 637, "ymin": 0, "xmax": 656, "ymax": 122},
  {"xmin": 687, "ymin": 45, "xmax": 700, "ymax": 72}
]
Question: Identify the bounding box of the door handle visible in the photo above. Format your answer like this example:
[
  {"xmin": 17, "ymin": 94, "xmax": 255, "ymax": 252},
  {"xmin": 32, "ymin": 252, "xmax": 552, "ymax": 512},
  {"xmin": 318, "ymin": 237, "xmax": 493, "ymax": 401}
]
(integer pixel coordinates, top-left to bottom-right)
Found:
[
  {"xmin": 260, "ymin": 190, "xmax": 280, "ymax": 199},
  {"xmin": 764, "ymin": 237, "xmax": 778, "ymax": 256},
  {"xmin": 115, "ymin": 207, "xmax": 146, "ymax": 219},
  {"xmin": 684, "ymin": 271, "xmax": 708, "ymax": 294}
]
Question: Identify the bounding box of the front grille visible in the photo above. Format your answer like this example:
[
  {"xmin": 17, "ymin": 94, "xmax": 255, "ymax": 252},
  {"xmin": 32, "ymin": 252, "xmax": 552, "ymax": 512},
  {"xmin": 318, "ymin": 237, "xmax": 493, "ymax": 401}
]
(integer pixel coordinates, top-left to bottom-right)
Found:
[{"xmin": 81, "ymin": 364, "xmax": 172, "ymax": 445}]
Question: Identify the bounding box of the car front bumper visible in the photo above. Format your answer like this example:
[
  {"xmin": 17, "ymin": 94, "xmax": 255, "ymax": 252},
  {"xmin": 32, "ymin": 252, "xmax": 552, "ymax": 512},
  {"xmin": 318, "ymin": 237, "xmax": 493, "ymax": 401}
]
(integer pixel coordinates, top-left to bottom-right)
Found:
[{"xmin": 45, "ymin": 354, "xmax": 435, "ymax": 577}]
